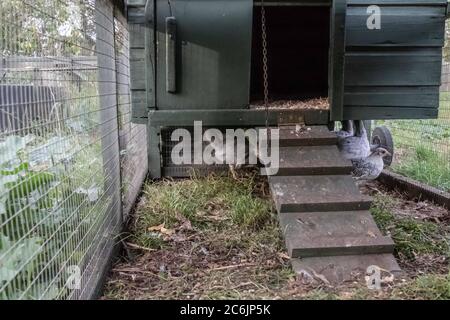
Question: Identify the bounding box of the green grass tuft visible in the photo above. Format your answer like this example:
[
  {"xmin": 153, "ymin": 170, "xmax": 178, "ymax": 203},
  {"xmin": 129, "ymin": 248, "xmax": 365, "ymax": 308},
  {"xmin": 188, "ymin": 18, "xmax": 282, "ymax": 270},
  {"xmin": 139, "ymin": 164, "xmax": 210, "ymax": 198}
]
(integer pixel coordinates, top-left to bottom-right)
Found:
[
  {"xmin": 230, "ymin": 194, "xmax": 272, "ymax": 229},
  {"xmin": 394, "ymin": 145, "xmax": 450, "ymax": 192},
  {"xmin": 393, "ymin": 273, "xmax": 450, "ymax": 300},
  {"xmin": 371, "ymin": 194, "xmax": 449, "ymax": 260},
  {"xmin": 132, "ymin": 173, "xmax": 273, "ymax": 249}
]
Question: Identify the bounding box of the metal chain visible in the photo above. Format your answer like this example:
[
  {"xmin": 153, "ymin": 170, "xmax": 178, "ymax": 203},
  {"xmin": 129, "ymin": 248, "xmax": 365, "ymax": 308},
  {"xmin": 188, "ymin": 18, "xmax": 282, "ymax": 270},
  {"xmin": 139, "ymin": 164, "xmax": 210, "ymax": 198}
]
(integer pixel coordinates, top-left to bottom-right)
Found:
[{"xmin": 261, "ymin": 0, "xmax": 270, "ymax": 132}]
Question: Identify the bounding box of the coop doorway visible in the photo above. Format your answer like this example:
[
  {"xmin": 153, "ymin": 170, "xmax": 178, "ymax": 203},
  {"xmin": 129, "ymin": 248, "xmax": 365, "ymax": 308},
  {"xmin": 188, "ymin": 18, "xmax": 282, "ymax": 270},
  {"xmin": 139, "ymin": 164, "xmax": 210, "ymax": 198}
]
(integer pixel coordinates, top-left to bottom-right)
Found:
[{"xmin": 250, "ymin": 3, "xmax": 331, "ymax": 110}]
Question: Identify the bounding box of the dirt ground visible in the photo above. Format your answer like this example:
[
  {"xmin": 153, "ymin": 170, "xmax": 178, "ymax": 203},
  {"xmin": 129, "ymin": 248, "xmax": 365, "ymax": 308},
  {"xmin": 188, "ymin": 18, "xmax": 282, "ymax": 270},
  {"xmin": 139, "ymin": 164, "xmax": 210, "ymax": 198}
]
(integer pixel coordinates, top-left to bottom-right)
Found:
[{"xmin": 102, "ymin": 171, "xmax": 449, "ymax": 300}]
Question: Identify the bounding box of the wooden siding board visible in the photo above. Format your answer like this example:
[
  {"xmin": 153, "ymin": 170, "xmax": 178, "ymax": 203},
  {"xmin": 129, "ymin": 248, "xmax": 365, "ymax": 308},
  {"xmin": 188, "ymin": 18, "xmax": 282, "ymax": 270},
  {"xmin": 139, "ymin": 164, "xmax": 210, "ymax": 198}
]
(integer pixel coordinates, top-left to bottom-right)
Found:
[
  {"xmin": 343, "ymin": 0, "xmax": 446, "ymax": 120},
  {"xmin": 345, "ymin": 54, "xmax": 442, "ymax": 86},
  {"xmin": 131, "ymin": 90, "xmax": 148, "ymax": 123},
  {"xmin": 347, "ymin": 0, "xmax": 447, "ymax": 5},
  {"xmin": 329, "ymin": 0, "xmax": 347, "ymax": 121},
  {"xmin": 127, "ymin": 0, "xmax": 147, "ymax": 6},
  {"xmin": 127, "ymin": 1, "xmax": 155, "ymax": 124},
  {"xmin": 343, "ymin": 107, "xmax": 439, "ymax": 120},
  {"xmin": 344, "ymin": 86, "xmax": 440, "ymax": 108},
  {"xmin": 129, "ymin": 24, "xmax": 146, "ymax": 48},
  {"xmin": 346, "ymin": 7, "xmax": 446, "ymax": 47}
]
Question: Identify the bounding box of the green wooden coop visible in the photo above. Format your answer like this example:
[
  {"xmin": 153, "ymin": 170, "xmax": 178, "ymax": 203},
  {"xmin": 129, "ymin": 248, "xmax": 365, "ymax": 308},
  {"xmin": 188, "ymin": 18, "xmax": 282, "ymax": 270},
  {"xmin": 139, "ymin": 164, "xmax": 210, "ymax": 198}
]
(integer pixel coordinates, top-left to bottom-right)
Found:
[{"xmin": 126, "ymin": 0, "xmax": 449, "ymax": 178}]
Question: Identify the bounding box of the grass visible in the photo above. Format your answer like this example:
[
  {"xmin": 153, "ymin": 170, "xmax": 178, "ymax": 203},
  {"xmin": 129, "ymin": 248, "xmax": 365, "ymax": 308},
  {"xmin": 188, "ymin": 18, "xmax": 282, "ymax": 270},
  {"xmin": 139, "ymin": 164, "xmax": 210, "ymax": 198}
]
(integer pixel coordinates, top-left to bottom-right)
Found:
[
  {"xmin": 376, "ymin": 95, "xmax": 450, "ymax": 191},
  {"xmin": 393, "ymin": 145, "xmax": 450, "ymax": 192},
  {"xmin": 370, "ymin": 194, "xmax": 449, "ymax": 260},
  {"xmin": 103, "ymin": 175, "xmax": 450, "ymax": 300},
  {"xmin": 132, "ymin": 172, "xmax": 273, "ymax": 250},
  {"xmin": 393, "ymin": 273, "xmax": 450, "ymax": 300},
  {"xmin": 300, "ymin": 273, "xmax": 450, "ymax": 300}
]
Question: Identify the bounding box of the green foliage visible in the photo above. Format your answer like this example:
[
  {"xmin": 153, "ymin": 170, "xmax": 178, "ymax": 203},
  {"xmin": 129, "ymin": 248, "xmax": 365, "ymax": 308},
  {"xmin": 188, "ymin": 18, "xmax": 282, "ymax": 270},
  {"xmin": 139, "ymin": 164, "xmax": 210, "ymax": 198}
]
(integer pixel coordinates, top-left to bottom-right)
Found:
[
  {"xmin": 0, "ymin": 0, "xmax": 96, "ymax": 56},
  {"xmin": 0, "ymin": 132, "xmax": 106, "ymax": 299}
]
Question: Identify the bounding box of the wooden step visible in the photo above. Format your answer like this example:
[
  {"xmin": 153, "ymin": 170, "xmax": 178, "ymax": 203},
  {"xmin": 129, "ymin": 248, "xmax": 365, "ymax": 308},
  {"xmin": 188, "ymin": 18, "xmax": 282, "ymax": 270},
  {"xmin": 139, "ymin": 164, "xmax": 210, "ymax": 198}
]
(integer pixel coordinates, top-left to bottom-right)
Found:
[
  {"xmin": 289, "ymin": 235, "xmax": 394, "ymax": 258},
  {"xmin": 291, "ymin": 254, "xmax": 401, "ymax": 284},
  {"xmin": 269, "ymin": 175, "xmax": 372, "ymax": 213},
  {"xmin": 279, "ymin": 210, "xmax": 394, "ymax": 257},
  {"xmin": 262, "ymin": 145, "xmax": 353, "ymax": 176},
  {"xmin": 265, "ymin": 126, "xmax": 338, "ymax": 147}
]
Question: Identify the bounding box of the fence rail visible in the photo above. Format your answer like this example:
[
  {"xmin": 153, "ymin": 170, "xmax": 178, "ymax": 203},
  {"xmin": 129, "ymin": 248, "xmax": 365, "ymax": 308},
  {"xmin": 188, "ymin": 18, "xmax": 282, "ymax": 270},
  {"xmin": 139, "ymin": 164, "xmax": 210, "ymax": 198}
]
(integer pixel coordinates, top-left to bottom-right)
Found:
[{"xmin": 0, "ymin": 0, "xmax": 147, "ymax": 299}]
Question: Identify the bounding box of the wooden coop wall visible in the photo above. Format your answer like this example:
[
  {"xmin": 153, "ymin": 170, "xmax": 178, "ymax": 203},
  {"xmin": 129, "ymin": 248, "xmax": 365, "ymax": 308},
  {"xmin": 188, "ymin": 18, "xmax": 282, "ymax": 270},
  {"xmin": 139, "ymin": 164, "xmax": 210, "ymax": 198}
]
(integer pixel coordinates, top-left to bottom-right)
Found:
[{"xmin": 343, "ymin": 0, "xmax": 447, "ymax": 120}]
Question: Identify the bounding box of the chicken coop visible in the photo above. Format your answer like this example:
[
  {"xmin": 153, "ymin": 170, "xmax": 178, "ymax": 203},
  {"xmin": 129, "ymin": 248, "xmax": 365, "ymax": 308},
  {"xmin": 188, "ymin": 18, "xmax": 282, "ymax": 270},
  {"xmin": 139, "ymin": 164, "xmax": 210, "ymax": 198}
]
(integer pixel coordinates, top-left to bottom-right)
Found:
[
  {"xmin": 127, "ymin": 0, "xmax": 450, "ymax": 178},
  {"xmin": 1, "ymin": 0, "xmax": 450, "ymax": 300}
]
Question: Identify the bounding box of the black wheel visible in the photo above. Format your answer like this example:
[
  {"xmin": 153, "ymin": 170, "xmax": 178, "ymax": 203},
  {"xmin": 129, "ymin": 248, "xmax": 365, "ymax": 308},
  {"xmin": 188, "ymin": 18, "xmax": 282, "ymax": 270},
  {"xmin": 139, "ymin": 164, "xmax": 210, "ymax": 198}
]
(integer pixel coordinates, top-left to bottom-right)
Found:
[{"xmin": 372, "ymin": 126, "xmax": 394, "ymax": 166}]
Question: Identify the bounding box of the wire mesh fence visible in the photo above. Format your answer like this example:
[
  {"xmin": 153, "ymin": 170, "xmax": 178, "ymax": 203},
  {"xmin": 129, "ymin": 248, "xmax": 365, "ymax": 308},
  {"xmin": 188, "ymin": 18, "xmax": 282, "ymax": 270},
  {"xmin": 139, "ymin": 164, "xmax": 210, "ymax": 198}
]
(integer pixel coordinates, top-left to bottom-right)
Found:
[
  {"xmin": 0, "ymin": 0, "xmax": 147, "ymax": 299},
  {"xmin": 375, "ymin": 23, "xmax": 450, "ymax": 193}
]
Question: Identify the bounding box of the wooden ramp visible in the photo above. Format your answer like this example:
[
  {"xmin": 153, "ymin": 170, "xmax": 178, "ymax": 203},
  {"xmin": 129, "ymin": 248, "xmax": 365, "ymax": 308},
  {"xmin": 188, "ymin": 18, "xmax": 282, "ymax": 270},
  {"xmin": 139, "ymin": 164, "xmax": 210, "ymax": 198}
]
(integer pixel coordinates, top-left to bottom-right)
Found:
[{"xmin": 267, "ymin": 126, "xmax": 400, "ymax": 284}]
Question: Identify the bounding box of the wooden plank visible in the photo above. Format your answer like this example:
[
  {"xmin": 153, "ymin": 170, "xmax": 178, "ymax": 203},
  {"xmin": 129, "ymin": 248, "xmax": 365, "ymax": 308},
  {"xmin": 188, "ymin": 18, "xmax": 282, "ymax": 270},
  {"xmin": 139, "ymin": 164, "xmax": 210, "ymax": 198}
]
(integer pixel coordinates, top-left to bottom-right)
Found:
[
  {"xmin": 265, "ymin": 145, "xmax": 352, "ymax": 176},
  {"xmin": 378, "ymin": 170, "xmax": 450, "ymax": 210},
  {"xmin": 148, "ymin": 125, "xmax": 162, "ymax": 179},
  {"xmin": 288, "ymin": 235, "xmax": 394, "ymax": 258},
  {"xmin": 343, "ymin": 106, "xmax": 439, "ymax": 120},
  {"xmin": 129, "ymin": 1, "xmax": 155, "ymax": 123},
  {"xmin": 291, "ymin": 254, "xmax": 401, "ymax": 284},
  {"xmin": 129, "ymin": 24, "xmax": 146, "ymax": 48},
  {"xmin": 269, "ymin": 175, "xmax": 372, "ymax": 212},
  {"xmin": 347, "ymin": 0, "xmax": 447, "ymax": 5},
  {"xmin": 343, "ymin": 0, "xmax": 446, "ymax": 120},
  {"xmin": 127, "ymin": 6, "xmax": 146, "ymax": 23},
  {"xmin": 280, "ymin": 211, "xmax": 382, "ymax": 239},
  {"xmin": 145, "ymin": 6, "xmax": 156, "ymax": 110},
  {"xmin": 280, "ymin": 210, "xmax": 391, "ymax": 257},
  {"xmin": 345, "ymin": 52, "xmax": 443, "ymax": 86},
  {"xmin": 344, "ymin": 86, "xmax": 440, "ymax": 108},
  {"xmin": 148, "ymin": 109, "xmax": 330, "ymax": 126},
  {"xmin": 329, "ymin": 0, "xmax": 347, "ymax": 121},
  {"xmin": 272, "ymin": 126, "xmax": 338, "ymax": 147},
  {"xmin": 130, "ymin": 60, "xmax": 146, "ymax": 90},
  {"xmin": 127, "ymin": 0, "xmax": 147, "ymax": 6},
  {"xmin": 346, "ymin": 6, "xmax": 446, "ymax": 47},
  {"xmin": 131, "ymin": 90, "xmax": 148, "ymax": 123},
  {"xmin": 130, "ymin": 48, "xmax": 145, "ymax": 60}
]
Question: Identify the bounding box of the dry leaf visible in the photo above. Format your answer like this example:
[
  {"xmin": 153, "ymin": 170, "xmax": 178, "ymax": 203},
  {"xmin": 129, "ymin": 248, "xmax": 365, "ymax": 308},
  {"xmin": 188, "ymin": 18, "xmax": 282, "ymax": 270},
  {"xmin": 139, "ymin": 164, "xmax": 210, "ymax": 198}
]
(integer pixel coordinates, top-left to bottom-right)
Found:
[
  {"xmin": 277, "ymin": 252, "xmax": 291, "ymax": 260},
  {"xmin": 179, "ymin": 220, "xmax": 193, "ymax": 231},
  {"xmin": 148, "ymin": 223, "xmax": 175, "ymax": 236},
  {"xmin": 148, "ymin": 223, "xmax": 165, "ymax": 232},
  {"xmin": 160, "ymin": 226, "xmax": 175, "ymax": 236},
  {"xmin": 367, "ymin": 230, "xmax": 377, "ymax": 238}
]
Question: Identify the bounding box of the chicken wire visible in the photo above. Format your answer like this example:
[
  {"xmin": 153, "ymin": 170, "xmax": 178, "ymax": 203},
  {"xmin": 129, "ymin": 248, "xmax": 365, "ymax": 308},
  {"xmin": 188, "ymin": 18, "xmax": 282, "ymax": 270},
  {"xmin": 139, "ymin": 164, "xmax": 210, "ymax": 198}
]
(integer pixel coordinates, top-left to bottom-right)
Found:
[
  {"xmin": 0, "ymin": 0, "xmax": 147, "ymax": 300},
  {"xmin": 375, "ymin": 23, "xmax": 450, "ymax": 193}
]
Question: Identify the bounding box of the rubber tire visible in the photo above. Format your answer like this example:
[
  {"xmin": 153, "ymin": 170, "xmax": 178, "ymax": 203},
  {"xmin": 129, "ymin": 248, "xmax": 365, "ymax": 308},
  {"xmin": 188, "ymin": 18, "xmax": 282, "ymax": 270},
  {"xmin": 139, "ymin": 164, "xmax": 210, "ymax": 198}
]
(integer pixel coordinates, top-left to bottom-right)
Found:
[{"xmin": 372, "ymin": 126, "xmax": 394, "ymax": 167}]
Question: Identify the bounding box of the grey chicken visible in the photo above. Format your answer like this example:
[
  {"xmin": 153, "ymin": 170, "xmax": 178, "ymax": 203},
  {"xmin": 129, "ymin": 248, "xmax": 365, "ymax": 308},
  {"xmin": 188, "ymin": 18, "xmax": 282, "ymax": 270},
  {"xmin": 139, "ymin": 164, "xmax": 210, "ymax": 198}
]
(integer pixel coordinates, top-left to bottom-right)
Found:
[
  {"xmin": 337, "ymin": 120, "xmax": 371, "ymax": 160},
  {"xmin": 351, "ymin": 148, "xmax": 391, "ymax": 180}
]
